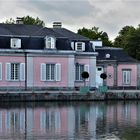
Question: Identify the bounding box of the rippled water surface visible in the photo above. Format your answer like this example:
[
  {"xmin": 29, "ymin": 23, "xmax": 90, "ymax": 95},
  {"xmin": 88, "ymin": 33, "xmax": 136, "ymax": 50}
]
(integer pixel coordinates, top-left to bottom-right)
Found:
[{"xmin": 0, "ymin": 101, "xmax": 140, "ymax": 139}]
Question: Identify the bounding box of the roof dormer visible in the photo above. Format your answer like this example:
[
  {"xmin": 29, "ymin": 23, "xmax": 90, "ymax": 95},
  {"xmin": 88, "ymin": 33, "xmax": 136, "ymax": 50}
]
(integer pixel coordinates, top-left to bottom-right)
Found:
[
  {"xmin": 10, "ymin": 38, "xmax": 21, "ymax": 49},
  {"xmin": 71, "ymin": 42, "xmax": 85, "ymax": 51},
  {"xmin": 45, "ymin": 36, "xmax": 56, "ymax": 49}
]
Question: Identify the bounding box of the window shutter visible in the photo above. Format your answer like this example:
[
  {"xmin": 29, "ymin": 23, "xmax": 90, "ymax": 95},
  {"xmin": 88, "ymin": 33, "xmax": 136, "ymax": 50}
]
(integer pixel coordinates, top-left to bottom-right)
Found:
[
  {"xmin": 82, "ymin": 43, "xmax": 85, "ymax": 51},
  {"xmin": 6, "ymin": 63, "xmax": 11, "ymax": 81},
  {"xmin": 51, "ymin": 38, "xmax": 55, "ymax": 49},
  {"xmin": 56, "ymin": 63, "xmax": 61, "ymax": 81},
  {"xmin": 0, "ymin": 63, "xmax": 2, "ymax": 80},
  {"xmin": 20, "ymin": 63, "xmax": 25, "ymax": 81},
  {"xmin": 41, "ymin": 63, "xmax": 46, "ymax": 81},
  {"xmin": 84, "ymin": 65, "xmax": 89, "ymax": 81},
  {"xmin": 71, "ymin": 42, "xmax": 74, "ymax": 50},
  {"xmin": 75, "ymin": 42, "xmax": 78, "ymax": 51}
]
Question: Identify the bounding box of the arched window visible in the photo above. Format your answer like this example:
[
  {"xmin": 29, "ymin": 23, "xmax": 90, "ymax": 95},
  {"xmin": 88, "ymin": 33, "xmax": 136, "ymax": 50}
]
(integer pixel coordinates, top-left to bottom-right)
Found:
[{"xmin": 45, "ymin": 37, "xmax": 56, "ymax": 49}]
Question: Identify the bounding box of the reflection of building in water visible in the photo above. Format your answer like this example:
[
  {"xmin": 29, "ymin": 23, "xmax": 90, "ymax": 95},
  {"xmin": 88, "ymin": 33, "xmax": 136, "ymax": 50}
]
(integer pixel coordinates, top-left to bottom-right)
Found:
[{"xmin": 0, "ymin": 102, "xmax": 139, "ymax": 139}]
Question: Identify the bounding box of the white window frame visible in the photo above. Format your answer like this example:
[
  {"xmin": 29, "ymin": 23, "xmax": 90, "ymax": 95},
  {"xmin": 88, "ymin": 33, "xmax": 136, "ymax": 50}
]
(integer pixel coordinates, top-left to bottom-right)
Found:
[
  {"xmin": 10, "ymin": 38, "xmax": 21, "ymax": 49},
  {"xmin": 6, "ymin": 63, "xmax": 25, "ymax": 81},
  {"xmin": 46, "ymin": 64, "xmax": 55, "ymax": 81},
  {"xmin": 11, "ymin": 63, "xmax": 20, "ymax": 81},
  {"xmin": 0, "ymin": 63, "xmax": 2, "ymax": 81},
  {"xmin": 75, "ymin": 42, "xmax": 85, "ymax": 51},
  {"xmin": 122, "ymin": 69, "xmax": 131, "ymax": 85},
  {"xmin": 41, "ymin": 63, "xmax": 61, "ymax": 82},
  {"xmin": 45, "ymin": 36, "xmax": 56, "ymax": 49},
  {"xmin": 75, "ymin": 64, "xmax": 84, "ymax": 81}
]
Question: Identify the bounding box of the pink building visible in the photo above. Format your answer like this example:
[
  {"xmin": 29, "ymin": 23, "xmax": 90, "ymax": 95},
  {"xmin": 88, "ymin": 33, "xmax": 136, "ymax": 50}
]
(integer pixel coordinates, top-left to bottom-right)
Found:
[
  {"xmin": 94, "ymin": 41, "xmax": 139, "ymax": 89},
  {"xmin": 0, "ymin": 23, "xmax": 138, "ymax": 91},
  {"xmin": 0, "ymin": 23, "xmax": 97, "ymax": 90}
]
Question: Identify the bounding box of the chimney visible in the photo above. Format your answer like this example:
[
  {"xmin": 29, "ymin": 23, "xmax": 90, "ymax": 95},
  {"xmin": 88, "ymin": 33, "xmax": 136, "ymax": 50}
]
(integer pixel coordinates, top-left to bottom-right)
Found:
[
  {"xmin": 53, "ymin": 22, "xmax": 62, "ymax": 28},
  {"xmin": 16, "ymin": 17, "xmax": 24, "ymax": 24}
]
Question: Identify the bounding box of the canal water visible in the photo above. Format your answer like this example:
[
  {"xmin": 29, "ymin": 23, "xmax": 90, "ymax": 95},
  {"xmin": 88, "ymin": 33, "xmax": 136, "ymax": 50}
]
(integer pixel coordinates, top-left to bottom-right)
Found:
[{"xmin": 0, "ymin": 101, "xmax": 140, "ymax": 140}]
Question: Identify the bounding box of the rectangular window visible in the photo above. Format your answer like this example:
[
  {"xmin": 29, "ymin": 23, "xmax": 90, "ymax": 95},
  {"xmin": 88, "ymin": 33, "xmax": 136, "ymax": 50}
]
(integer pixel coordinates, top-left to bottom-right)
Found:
[
  {"xmin": 46, "ymin": 64, "xmax": 55, "ymax": 81},
  {"xmin": 76, "ymin": 64, "xmax": 84, "ymax": 81},
  {"xmin": 41, "ymin": 63, "xmax": 61, "ymax": 81},
  {"xmin": 6, "ymin": 63, "xmax": 25, "ymax": 81},
  {"xmin": 123, "ymin": 70, "xmax": 131, "ymax": 85},
  {"xmin": 75, "ymin": 42, "xmax": 85, "ymax": 51},
  {"xmin": 10, "ymin": 38, "xmax": 21, "ymax": 49},
  {"xmin": 11, "ymin": 63, "xmax": 20, "ymax": 80}
]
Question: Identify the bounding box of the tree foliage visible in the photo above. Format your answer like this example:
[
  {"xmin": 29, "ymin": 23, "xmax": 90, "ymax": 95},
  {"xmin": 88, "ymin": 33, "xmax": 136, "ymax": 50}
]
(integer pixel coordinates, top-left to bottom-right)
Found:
[
  {"xmin": 77, "ymin": 27, "xmax": 112, "ymax": 46},
  {"xmin": 4, "ymin": 15, "xmax": 45, "ymax": 26},
  {"xmin": 113, "ymin": 25, "xmax": 140, "ymax": 60}
]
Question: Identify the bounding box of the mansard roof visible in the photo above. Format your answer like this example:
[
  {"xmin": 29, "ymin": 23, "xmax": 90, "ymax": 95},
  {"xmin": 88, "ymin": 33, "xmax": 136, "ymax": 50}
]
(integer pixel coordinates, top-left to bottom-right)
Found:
[
  {"xmin": 0, "ymin": 23, "xmax": 42, "ymax": 36},
  {"xmin": 0, "ymin": 24, "xmax": 93, "ymax": 51},
  {"xmin": 52, "ymin": 28, "xmax": 90, "ymax": 40},
  {"xmin": 96, "ymin": 47, "xmax": 138, "ymax": 63},
  {"xmin": 0, "ymin": 24, "xmax": 89, "ymax": 40}
]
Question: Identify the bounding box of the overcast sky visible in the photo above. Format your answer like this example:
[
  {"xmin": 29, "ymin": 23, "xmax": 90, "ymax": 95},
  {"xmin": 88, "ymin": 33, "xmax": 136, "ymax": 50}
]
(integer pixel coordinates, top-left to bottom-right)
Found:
[{"xmin": 0, "ymin": 0, "xmax": 140, "ymax": 40}]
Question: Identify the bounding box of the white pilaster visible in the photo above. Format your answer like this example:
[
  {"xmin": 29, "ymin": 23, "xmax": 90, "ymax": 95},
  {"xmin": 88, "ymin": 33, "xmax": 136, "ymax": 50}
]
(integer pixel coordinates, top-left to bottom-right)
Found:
[
  {"xmin": 27, "ymin": 57, "xmax": 33, "ymax": 87},
  {"xmin": 89, "ymin": 56, "xmax": 96, "ymax": 87},
  {"xmin": 68, "ymin": 55, "xmax": 75, "ymax": 87}
]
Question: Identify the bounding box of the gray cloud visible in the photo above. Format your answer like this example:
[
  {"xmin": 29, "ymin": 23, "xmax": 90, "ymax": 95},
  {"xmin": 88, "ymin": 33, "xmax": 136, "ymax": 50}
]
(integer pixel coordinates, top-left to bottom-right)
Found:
[{"xmin": 0, "ymin": 0, "xmax": 140, "ymax": 40}]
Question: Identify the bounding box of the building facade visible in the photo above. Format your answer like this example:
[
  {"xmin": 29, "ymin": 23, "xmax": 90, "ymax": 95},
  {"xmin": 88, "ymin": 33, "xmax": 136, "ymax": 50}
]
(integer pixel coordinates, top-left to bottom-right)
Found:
[
  {"xmin": 0, "ymin": 23, "xmax": 97, "ymax": 90},
  {"xmin": 95, "ymin": 43, "xmax": 138, "ymax": 89}
]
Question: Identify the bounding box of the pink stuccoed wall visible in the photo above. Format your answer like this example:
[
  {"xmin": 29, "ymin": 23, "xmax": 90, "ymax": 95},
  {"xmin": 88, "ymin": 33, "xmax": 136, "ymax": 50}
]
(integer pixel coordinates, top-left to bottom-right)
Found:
[
  {"xmin": 33, "ymin": 56, "xmax": 68, "ymax": 87},
  {"xmin": 0, "ymin": 56, "xmax": 25, "ymax": 87},
  {"xmin": 106, "ymin": 66, "xmax": 114, "ymax": 86},
  {"xmin": 117, "ymin": 64, "xmax": 137, "ymax": 86}
]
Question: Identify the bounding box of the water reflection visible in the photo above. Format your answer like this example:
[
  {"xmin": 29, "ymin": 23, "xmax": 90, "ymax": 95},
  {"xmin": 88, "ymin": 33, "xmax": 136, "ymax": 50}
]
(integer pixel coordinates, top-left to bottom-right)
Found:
[{"xmin": 0, "ymin": 101, "xmax": 139, "ymax": 139}]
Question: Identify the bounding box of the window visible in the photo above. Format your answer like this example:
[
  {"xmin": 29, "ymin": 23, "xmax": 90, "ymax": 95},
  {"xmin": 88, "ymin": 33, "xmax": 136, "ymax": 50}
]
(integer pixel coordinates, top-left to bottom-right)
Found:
[
  {"xmin": 75, "ymin": 42, "xmax": 85, "ymax": 51},
  {"xmin": 10, "ymin": 38, "xmax": 21, "ymax": 48},
  {"xmin": 45, "ymin": 37, "xmax": 56, "ymax": 49},
  {"xmin": 123, "ymin": 69, "xmax": 131, "ymax": 85},
  {"xmin": 46, "ymin": 64, "xmax": 55, "ymax": 81},
  {"xmin": 75, "ymin": 64, "xmax": 84, "ymax": 81},
  {"xmin": 11, "ymin": 63, "xmax": 20, "ymax": 80},
  {"xmin": 6, "ymin": 63, "xmax": 25, "ymax": 81},
  {"xmin": 41, "ymin": 63, "xmax": 61, "ymax": 81},
  {"xmin": 97, "ymin": 67, "xmax": 102, "ymax": 71}
]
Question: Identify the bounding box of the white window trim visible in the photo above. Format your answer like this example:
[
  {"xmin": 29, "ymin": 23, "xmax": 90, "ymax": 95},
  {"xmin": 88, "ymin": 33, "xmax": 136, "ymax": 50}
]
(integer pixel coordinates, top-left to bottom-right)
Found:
[
  {"xmin": 10, "ymin": 38, "xmax": 21, "ymax": 49},
  {"xmin": 75, "ymin": 64, "xmax": 84, "ymax": 81},
  {"xmin": 45, "ymin": 36, "xmax": 56, "ymax": 49},
  {"xmin": 84, "ymin": 65, "xmax": 89, "ymax": 81},
  {"xmin": 0, "ymin": 63, "xmax": 2, "ymax": 81},
  {"xmin": 122, "ymin": 69, "xmax": 131, "ymax": 85},
  {"xmin": 75, "ymin": 42, "xmax": 85, "ymax": 51},
  {"xmin": 40, "ymin": 63, "xmax": 61, "ymax": 82},
  {"xmin": 6, "ymin": 63, "xmax": 25, "ymax": 81}
]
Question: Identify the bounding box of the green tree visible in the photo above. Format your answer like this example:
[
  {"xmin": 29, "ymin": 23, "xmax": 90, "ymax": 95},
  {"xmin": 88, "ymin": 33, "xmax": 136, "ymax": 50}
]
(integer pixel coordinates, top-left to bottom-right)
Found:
[
  {"xmin": 77, "ymin": 27, "xmax": 112, "ymax": 46},
  {"xmin": 113, "ymin": 25, "xmax": 140, "ymax": 60},
  {"xmin": 3, "ymin": 15, "xmax": 45, "ymax": 26}
]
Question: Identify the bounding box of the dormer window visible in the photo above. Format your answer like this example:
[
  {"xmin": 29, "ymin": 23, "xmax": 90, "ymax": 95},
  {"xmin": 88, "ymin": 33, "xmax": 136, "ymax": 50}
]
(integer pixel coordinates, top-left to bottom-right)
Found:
[
  {"xmin": 10, "ymin": 38, "xmax": 21, "ymax": 49},
  {"xmin": 75, "ymin": 42, "xmax": 85, "ymax": 51},
  {"xmin": 45, "ymin": 37, "xmax": 56, "ymax": 49}
]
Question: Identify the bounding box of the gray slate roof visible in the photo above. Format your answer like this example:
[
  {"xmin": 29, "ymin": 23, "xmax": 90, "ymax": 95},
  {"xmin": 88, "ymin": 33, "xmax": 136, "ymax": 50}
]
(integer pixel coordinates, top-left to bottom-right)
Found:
[
  {"xmin": 0, "ymin": 24, "xmax": 42, "ymax": 36},
  {"xmin": 0, "ymin": 24, "xmax": 89, "ymax": 40},
  {"xmin": 0, "ymin": 23, "xmax": 92, "ymax": 51},
  {"xmin": 96, "ymin": 47, "xmax": 138, "ymax": 63},
  {"xmin": 51, "ymin": 28, "xmax": 90, "ymax": 40}
]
